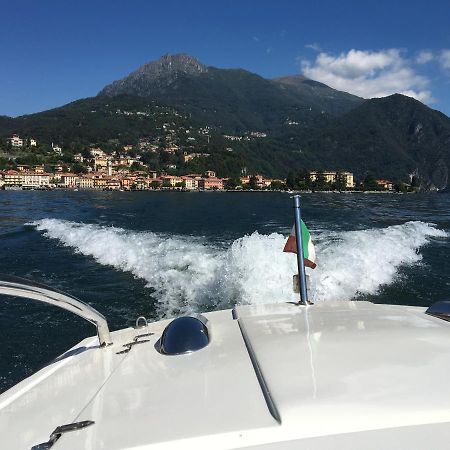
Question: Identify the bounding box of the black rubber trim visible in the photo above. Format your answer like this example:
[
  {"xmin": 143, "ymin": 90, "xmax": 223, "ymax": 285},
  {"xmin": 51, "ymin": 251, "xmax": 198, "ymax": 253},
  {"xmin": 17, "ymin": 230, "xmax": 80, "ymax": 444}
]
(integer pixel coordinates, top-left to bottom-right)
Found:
[{"xmin": 236, "ymin": 318, "xmax": 281, "ymax": 424}]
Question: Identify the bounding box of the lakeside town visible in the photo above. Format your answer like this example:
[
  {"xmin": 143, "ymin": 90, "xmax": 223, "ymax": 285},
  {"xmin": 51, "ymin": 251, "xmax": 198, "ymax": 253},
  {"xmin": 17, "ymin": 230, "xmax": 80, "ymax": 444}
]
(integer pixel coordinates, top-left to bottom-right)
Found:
[{"xmin": 0, "ymin": 134, "xmax": 401, "ymax": 192}]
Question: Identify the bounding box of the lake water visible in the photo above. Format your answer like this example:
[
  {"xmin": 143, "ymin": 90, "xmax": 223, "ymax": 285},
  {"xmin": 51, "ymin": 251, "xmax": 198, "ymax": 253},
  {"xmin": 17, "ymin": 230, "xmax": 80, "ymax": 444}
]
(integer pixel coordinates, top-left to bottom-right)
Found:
[{"xmin": 1, "ymin": 190, "xmax": 449, "ymax": 392}]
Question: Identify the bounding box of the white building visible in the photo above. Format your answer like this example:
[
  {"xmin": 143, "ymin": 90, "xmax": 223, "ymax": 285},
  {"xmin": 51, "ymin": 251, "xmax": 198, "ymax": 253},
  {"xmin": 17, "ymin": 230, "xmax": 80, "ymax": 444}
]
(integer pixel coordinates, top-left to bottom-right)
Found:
[
  {"xmin": 7, "ymin": 135, "xmax": 23, "ymax": 148},
  {"xmin": 78, "ymin": 175, "xmax": 95, "ymax": 189},
  {"xmin": 29, "ymin": 138, "xmax": 37, "ymax": 147},
  {"xmin": 3, "ymin": 170, "xmax": 23, "ymax": 186},
  {"xmin": 59, "ymin": 173, "xmax": 79, "ymax": 188},
  {"xmin": 309, "ymin": 171, "xmax": 355, "ymax": 188},
  {"xmin": 52, "ymin": 143, "xmax": 62, "ymax": 155},
  {"xmin": 90, "ymin": 148, "xmax": 105, "ymax": 157},
  {"xmin": 94, "ymin": 156, "xmax": 109, "ymax": 171},
  {"xmin": 22, "ymin": 173, "xmax": 50, "ymax": 188},
  {"xmin": 182, "ymin": 177, "xmax": 199, "ymax": 190}
]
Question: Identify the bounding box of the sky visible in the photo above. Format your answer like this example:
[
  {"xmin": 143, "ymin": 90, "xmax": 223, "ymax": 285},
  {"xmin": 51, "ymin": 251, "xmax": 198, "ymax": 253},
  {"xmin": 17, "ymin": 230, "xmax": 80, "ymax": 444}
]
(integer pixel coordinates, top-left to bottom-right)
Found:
[{"xmin": 1, "ymin": 0, "xmax": 450, "ymax": 117}]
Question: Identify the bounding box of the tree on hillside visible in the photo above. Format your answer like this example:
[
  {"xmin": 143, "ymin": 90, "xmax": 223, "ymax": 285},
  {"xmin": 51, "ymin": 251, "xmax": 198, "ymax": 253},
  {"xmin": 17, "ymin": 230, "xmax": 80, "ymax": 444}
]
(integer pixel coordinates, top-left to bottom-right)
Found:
[
  {"xmin": 312, "ymin": 170, "xmax": 328, "ymax": 191},
  {"xmin": 248, "ymin": 175, "xmax": 259, "ymax": 190},
  {"xmin": 225, "ymin": 177, "xmax": 241, "ymax": 189},
  {"xmin": 335, "ymin": 171, "xmax": 347, "ymax": 191},
  {"xmin": 270, "ymin": 180, "xmax": 285, "ymax": 190},
  {"xmin": 72, "ymin": 163, "xmax": 87, "ymax": 174},
  {"xmin": 394, "ymin": 181, "xmax": 408, "ymax": 193},
  {"xmin": 363, "ymin": 174, "xmax": 380, "ymax": 191},
  {"xmin": 286, "ymin": 171, "xmax": 296, "ymax": 189}
]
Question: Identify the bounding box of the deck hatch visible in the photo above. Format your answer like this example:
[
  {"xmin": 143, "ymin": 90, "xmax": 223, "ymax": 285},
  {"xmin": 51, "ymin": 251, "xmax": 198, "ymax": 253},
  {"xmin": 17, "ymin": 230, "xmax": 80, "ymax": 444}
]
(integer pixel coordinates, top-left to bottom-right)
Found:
[{"xmin": 159, "ymin": 315, "xmax": 209, "ymax": 355}]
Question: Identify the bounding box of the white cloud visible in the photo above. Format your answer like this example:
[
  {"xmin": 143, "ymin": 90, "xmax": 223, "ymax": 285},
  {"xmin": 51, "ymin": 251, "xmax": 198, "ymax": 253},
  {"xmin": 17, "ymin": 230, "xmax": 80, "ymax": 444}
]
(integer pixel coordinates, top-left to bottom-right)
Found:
[
  {"xmin": 416, "ymin": 50, "xmax": 434, "ymax": 65},
  {"xmin": 266, "ymin": 46, "xmax": 272, "ymax": 54},
  {"xmin": 305, "ymin": 43, "xmax": 321, "ymax": 52},
  {"xmin": 300, "ymin": 48, "xmax": 433, "ymax": 103},
  {"xmin": 439, "ymin": 49, "xmax": 450, "ymax": 69},
  {"xmin": 252, "ymin": 36, "xmax": 260, "ymax": 42}
]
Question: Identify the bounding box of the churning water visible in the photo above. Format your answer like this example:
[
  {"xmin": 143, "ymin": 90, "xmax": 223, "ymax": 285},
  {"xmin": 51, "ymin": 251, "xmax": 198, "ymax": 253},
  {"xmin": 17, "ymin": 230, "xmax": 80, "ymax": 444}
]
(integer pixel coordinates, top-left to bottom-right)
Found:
[
  {"xmin": 1, "ymin": 191, "xmax": 450, "ymax": 390},
  {"xmin": 31, "ymin": 218, "xmax": 446, "ymax": 316}
]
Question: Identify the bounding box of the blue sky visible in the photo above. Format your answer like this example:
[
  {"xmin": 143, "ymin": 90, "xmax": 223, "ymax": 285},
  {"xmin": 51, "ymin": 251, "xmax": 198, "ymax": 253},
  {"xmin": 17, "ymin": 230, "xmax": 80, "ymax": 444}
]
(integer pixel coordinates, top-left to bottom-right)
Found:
[{"xmin": 1, "ymin": 0, "xmax": 450, "ymax": 117}]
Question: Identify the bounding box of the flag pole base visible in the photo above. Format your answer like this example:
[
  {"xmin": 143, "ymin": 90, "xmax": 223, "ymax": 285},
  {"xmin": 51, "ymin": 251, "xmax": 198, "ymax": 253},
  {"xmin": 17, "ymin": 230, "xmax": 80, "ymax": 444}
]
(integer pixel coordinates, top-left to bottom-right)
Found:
[{"xmin": 293, "ymin": 274, "xmax": 313, "ymax": 305}]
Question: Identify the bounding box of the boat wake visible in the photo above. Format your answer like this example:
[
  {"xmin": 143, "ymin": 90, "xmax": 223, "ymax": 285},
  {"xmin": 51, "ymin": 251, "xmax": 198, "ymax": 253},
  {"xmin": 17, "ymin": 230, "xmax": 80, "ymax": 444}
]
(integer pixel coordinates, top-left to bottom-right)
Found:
[{"xmin": 31, "ymin": 219, "xmax": 447, "ymax": 317}]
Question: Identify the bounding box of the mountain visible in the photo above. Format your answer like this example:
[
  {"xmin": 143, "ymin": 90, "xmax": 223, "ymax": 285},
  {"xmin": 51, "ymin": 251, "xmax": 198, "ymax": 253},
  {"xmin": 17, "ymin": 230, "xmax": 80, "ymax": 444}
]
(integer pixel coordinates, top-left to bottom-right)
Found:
[
  {"xmin": 99, "ymin": 53, "xmax": 363, "ymax": 131},
  {"xmin": 100, "ymin": 54, "xmax": 208, "ymax": 96},
  {"xmin": 301, "ymin": 94, "xmax": 450, "ymax": 189},
  {"xmin": 1, "ymin": 54, "xmax": 450, "ymax": 188}
]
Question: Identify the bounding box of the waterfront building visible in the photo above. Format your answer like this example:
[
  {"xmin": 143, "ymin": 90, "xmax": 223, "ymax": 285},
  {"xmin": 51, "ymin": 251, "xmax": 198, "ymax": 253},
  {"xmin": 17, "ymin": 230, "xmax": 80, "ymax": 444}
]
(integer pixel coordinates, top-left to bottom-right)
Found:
[
  {"xmin": 309, "ymin": 171, "xmax": 354, "ymax": 188},
  {"xmin": 254, "ymin": 175, "xmax": 265, "ymax": 189},
  {"xmin": 106, "ymin": 178, "xmax": 121, "ymax": 190},
  {"xmin": 120, "ymin": 177, "xmax": 133, "ymax": 190},
  {"xmin": 133, "ymin": 178, "xmax": 147, "ymax": 190},
  {"xmin": 3, "ymin": 170, "xmax": 23, "ymax": 187},
  {"xmin": 198, "ymin": 177, "xmax": 224, "ymax": 190},
  {"xmin": 22, "ymin": 173, "xmax": 50, "ymax": 188},
  {"xmin": 93, "ymin": 175, "xmax": 107, "ymax": 189},
  {"xmin": 59, "ymin": 173, "xmax": 79, "ymax": 188},
  {"xmin": 310, "ymin": 171, "xmax": 337, "ymax": 184},
  {"xmin": 182, "ymin": 176, "xmax": 199, "ymax": 190},
  {"xmin": 342, "ymin": 172, "xmax": 355, "ymax": 188},
  {"xmin": 376, "ymin": 179, "xmax": 394, "ymax": 190},
  {"xmin": 161, "ymin": 175, "xmax": 183, "ymax": 188},
  {"xmin": 78, "ymin": 175, "xmax": 95, "ymax": 189}
]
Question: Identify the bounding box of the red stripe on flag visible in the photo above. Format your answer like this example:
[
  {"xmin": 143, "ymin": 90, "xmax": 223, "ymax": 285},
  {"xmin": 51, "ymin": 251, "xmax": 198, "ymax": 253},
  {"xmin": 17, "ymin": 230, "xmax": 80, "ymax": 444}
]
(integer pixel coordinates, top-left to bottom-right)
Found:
[{"xmin": 283, "ymin": 235, "xmax": 316, "ymax": 269}]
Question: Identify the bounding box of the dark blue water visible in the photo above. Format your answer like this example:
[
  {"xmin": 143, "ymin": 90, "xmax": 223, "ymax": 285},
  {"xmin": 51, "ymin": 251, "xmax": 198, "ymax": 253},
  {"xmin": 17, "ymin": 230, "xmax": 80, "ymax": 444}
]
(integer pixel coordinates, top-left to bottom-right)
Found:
[{"xmin": 1, "ymin": 190, "xmax": 449, "ymax": 392}]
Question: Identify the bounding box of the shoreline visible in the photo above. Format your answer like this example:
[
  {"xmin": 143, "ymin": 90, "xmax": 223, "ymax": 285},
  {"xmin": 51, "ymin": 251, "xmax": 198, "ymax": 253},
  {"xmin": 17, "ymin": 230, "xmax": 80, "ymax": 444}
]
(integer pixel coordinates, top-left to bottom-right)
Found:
[{"xmin": 0, "ymin": 187, "xmax": 425, "ymax": 194}]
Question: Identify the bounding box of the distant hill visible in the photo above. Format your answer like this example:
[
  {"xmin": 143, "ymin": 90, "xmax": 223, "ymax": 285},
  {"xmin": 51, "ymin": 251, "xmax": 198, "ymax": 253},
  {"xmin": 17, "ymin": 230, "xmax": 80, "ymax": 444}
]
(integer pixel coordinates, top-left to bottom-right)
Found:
[
  {"xmin": 301, "ymin": 94, "xmax": 450, "ymax": 189},
  {"xmin": 0, "ymin": 96, "xmax": 188, "ymax": 144},
  {"xmin": 1, "ymin": 54, "xmax": 450, "ymax": 188},
  {"xmin": 273, "ymin": 75, "xmax": 363, "ymax": 116}
]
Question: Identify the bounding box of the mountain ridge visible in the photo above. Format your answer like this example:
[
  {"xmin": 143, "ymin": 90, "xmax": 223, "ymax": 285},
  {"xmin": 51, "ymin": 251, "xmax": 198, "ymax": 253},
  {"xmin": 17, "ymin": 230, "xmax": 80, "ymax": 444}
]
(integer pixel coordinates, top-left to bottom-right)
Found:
[{"xmin": 98, "ymin": 53, "xmax": 364, "ymax": 129}]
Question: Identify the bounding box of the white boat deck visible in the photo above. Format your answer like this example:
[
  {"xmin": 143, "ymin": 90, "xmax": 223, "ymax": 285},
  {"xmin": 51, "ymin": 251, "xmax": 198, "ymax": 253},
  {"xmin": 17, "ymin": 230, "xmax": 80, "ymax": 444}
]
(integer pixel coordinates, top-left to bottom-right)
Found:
[{"xmin": 2, "ymin": 301, "xmax": 450, "ymax": 449}]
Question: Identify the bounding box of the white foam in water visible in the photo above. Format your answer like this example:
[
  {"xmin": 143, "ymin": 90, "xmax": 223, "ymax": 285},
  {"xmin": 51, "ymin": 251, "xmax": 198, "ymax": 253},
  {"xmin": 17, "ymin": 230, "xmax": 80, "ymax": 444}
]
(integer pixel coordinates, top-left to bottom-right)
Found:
[
  {"xmin": 310, "ymin": 221, "xmax": 447, "ymax": 302},
  {"xmin": 31, "ymin": 219, "xmax": 446, "ymax": 317}
]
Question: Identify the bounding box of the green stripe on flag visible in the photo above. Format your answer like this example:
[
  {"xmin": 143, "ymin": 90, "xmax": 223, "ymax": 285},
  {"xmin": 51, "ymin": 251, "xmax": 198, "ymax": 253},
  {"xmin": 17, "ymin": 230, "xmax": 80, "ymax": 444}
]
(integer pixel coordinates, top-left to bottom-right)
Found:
[{"xmin": 301, "ymin": 220, "xmax": 311, "ymax": 260}]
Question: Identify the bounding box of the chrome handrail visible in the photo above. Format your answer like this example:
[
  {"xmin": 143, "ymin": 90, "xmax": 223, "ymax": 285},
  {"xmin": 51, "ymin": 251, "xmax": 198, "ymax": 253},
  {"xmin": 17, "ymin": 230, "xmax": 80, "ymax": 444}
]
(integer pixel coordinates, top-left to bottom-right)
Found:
[{"xmin": 0, "ymin": 275, "xmax": 112, "ymax": 347}]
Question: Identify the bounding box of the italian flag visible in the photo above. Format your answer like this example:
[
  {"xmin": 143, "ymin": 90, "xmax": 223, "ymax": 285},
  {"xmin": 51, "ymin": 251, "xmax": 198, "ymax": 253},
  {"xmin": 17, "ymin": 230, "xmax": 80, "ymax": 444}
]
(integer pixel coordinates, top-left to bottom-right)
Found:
[{"xmin": 283, "ymin": 221, "xmax": 317, "ymax": 269}]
